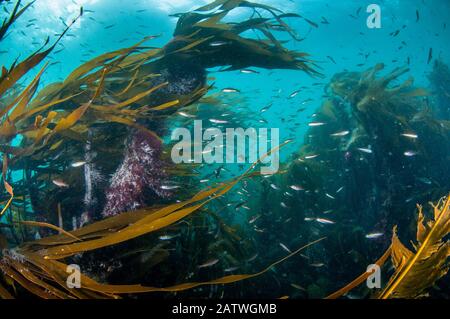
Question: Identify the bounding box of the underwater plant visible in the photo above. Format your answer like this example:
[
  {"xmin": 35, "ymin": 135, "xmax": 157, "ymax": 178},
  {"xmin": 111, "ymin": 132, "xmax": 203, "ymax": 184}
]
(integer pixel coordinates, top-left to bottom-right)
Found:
[
  {"xmin": 257, "ymin": 63, "xmax": 450, "ymax": 298},
  {"xmin": 0, "ymin": 0, "xmax": 324, "ymax": 299},
  {"xmin": 327, "ymin": 194, "xmax": 450, "ymax": 299},
  {"xmin": 429, "ymin": 59, "xmax": 450, "ymax": 120}
]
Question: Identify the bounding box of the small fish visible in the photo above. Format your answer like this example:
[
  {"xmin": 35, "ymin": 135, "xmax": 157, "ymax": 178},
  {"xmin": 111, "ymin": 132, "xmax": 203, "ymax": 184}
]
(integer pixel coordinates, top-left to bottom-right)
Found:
[
  {"xmin": 280, "ymin": 202, "xmax": 289, "ymax": 209},
  {"xmin": 416, "ymin": 10, "xmax": 420, "ymax": 22},
  {"xmin": 279, "ymin": 243, "xmax": 292, "ymax": 253},
  {"xmin": 159, "ymin": 235, "xmax": 176, "ymax": 241},
  {"xmin": 198, "ymin": 259, "xmax": 219, "ymax": 269},
  {"xmin": 326, "ymin": 56, "xmax": 337, "ymax": 64},
  {"xmin": 365, "ymin": 233, "xmax": 384, "ymax": 239},
  {"xmin": 290, "ymin": 185, "xmax": 304, "ymax": 191},
  {"xmin": 52, "ymin": 179, "xmax": 69, "ymax": 188},
  {"xmin": 289, "ymin": 89, "xmax": 301, "ymax": 99},
  {"xmin": 71, "ymin": 161, "xmax": 86, "ymax": 168},
  {"xmin": 357, "ymin": 147, "xmax": 373, "ymax": 154},
  {"xmin": 260, "ymin": 103, "xmax": 273, "ymax": 113},
  {"xmin": 331, "ymin": 130, "xmax": 350, "ymax": 137},
  {"xmin": 321, "ymin": 17, "xmax": 330, "ymax": 24},
  {"xmin": 316, "ymin": 218, "xmax": 335, "ymax": 225},
  {"xmin": 310, "ymin": 263, "xmax": 325, "ymax": 268},
  {"xmin": 390, "ymin": 30, "xmax": 400, "ymax": 37},
  {"xmin": 290, "ymin": 283, "xmax": 306, "ymax": 291},
  {"xmin": 240, "ymin": 69, "xmax": 259, "ymax": 74},
  {"xmin": 235, "ymin": 201, "xmax": 248, "ymax": 210},
  {"xmin": 249, "ymin": 215, "xmax": 261, "ymax": 224},
  {"xmin": 325, "ymin": 193, "xmax": 335, "ymax": 200},
  {"xmin": 404, "ymin": 151, "xmax": 418, "ymax": 157},
  {"xmin": 427, "ymin": 48, "xmax": 433, "ymax": 64},
  {"xmin": 270, "ymin": 184, "xmax": 280, "ymax": 190},
  {"xmin": 401, "ymin": 133, "xmax": 418, "ymax": 139},
  {"xmin": 177, "ymin": 111, "xmax": 195, "ymax": 118},
  {"xmin": 209, "ymin": 119, "xmax": 229, "ymax": 124},
  {"xmin": 308, "ymin": 122, "xmax": 326, "ymax": 127},
  {"xmin": 224, "ymin": 266, "xmax": 239, "ymax": 272},
  {"xmin": 222, "ymin": 88, "xmax": 240, "ymax": 93},
  {"xmin": 336, "ymin": 186, "xmax": 344, "ymax": 193},
  {"xmin": 304, "ymin": 154, "xmax": 319, "ymax": 160},
  {"xmin": 417, "ymin": 177, "xmax": 432, "ymax": 185},
  {"xmin": 160, "ymin": 185, "xmax": 181, "ymax": 190},
  {"xmin": 209, "ymin": 41, "xmax": 228, "ymax": 47}
]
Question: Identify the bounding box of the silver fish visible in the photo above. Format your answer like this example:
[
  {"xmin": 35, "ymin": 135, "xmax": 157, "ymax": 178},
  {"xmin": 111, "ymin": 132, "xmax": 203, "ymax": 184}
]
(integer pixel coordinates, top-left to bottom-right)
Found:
[
  {"xmin": 161, "ymin": 185, "xmax": 181, "ymax": 190},
  {"xmin": 331, "ymin": 130, "xmax": 350, "ymax": 137},
  {"xmin": 308, "ymin": 122, "xmax": 326, "ymax": 127},
  {"xmin": 71, "ymin": 161, "xmax": 87, "ymax": 167},
  {"xmin": 365, "ymin": 232, "xmax": 384, "ymax": 239},
  {"xmin": 357, "ymin": 147, "xmax": 373, "ymax": 154},
  {"xmin": 198, "ymin": 259, "xmax": 219, "ymax": 269},
  {"xmin": 222, "ymin": 88, "xmax": 240, "ymax": 93},
  {"xmin": 401, "ymin": 133, "xmax": 418, "ymax": 139},
  {"xmin": 279, "ymin": 243, "xmax": 292, "ymax": 253},
  {"xmin": 316, "ymin": 218, "xmax": 335, "ymax": 225},
  {"xmin": 404, "ymin": 151, "xmax": 418, "ymax": 157},
  {"xmin": 209, "ymin": 119, "xmax": 229, "ymax": 124},
  {"xmin": 52, "ymin": 179, "xmax": 69, "ymax": 188}
]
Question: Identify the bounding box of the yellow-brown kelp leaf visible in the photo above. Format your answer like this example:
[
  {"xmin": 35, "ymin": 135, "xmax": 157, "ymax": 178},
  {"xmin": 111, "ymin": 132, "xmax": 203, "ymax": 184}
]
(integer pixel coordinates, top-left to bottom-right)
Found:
[
  {"xmin": 0, "ymin": 64, "xmax": 46, "ymax": 120},
  {"xmin": 0, "ymin": 154, "xmax": 14, "ymax": 218},
  {"xmin": 0, "ymin": 261, "xmax": 57, "ymax": 299},
  {"xmin": 23, "ymin": 207, "xmax": 161, "ymax": 248},
  {"xmin": 2, "ymin": 255, "xmax": 72, "ymax": 299},
  {"xmin": 379, "ymin": 195, "xmax": 450, "ymax": 299},
  {"xmin": 47, "ymin": 68, "xmax": 107, "ymax": 139},
  {"xmin": 37, "ymin": 182, "xmax": 237, "ymax": 259},
  {"xmin": 25, "ymin": 140, "xmax": 290, "ymax": 258},
  {"xmin": 0, "ymin": 282, "xmax": 14, "ymax": 299},
  {"xmin": 325, "ymin": 247, "xmax": 392, "ymax": 299},
  {"xmin": 0, "ymin": 1, "xmax": 36, "ymax": 41},
  {"xmin": 0, "ymin": 6, "xmax": 83, "ymax": 97},
  {"xmin": 6, "ymin": 238, "xmax": 324, "ymax": 299},
  {"xmin": 17, "ymin": 221, "xmax": 82, "ymax": 242}
]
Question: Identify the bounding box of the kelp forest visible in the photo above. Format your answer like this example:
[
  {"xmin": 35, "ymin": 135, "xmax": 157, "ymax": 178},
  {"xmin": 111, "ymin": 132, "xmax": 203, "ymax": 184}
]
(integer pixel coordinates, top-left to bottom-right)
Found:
[{"xmin": 0, "ymin": 0, "xmax": 449, "ymax": 300}]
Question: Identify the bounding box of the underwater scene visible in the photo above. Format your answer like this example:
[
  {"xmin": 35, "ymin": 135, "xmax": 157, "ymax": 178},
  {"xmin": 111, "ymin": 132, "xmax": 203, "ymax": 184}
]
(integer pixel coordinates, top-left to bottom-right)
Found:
[{"xmin": 0, "ymin": 0, "xmax": 449, "ymax": 301}]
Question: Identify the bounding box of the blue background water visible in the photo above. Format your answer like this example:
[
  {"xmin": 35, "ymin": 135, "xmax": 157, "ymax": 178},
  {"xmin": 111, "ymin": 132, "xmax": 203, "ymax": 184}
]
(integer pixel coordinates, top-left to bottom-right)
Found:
[{"xmin": 2, "ymin": 0, "xmax": 450, "ymax": 162}]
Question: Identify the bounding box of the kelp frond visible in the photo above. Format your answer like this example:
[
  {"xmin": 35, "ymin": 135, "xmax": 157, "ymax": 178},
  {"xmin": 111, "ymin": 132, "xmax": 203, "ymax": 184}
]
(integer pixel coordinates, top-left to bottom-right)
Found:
[
  {"xmin": 0, "ymin": 0, "xmax": 36, "ymax": 42},
  {"xmin": 326, "ymin": 194, "xmax": 450, "ymax": 299},
  {"xmin": 0, "ymin": 141, "xmax": 324, "ymax": 299},
  {"xmin": 168, "ymin": 0, "xmax": 321, "ymax": 75},
  {"xmin": 380, "ymin": 194, "xmax": 450, "ymax": 299}
]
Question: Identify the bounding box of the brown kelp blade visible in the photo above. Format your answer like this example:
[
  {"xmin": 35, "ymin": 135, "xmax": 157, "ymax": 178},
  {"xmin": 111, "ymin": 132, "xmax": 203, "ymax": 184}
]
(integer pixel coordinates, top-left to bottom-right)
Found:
[
  {"xmin": 325, "ymin": 247, "xmax": 391, "ymax": 299},
  {"xmin": 3, "ymin": 237, "xmax": 324, "ymax": 299},
  {"xmin": 0, "ymin": 5, "xmax": 83, "ymax": 96},
  {"xmin": 170, "ymin": 0, "xmax": 321, "ymax": 75},
  {"xmin": 379, "ymin": 195, "xmax": 450, "ymax": 299},
  {"xmin": 21, "ymin": 139, "xmax": 291, "ymax": 259},
  {"xmin": 325, "ymin": 195, "xmax": 450, "ymax": 299},
  {"xmin": 0, "ymin": 0, "xmax": 36, "ymax": 41}
]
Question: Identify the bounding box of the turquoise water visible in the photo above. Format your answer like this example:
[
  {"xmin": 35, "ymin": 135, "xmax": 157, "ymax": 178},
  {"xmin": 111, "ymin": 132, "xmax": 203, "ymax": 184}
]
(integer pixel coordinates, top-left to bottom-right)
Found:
[{"xmin": 1, "ymin": 0, "xmax": 449, "ymax": 299}]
